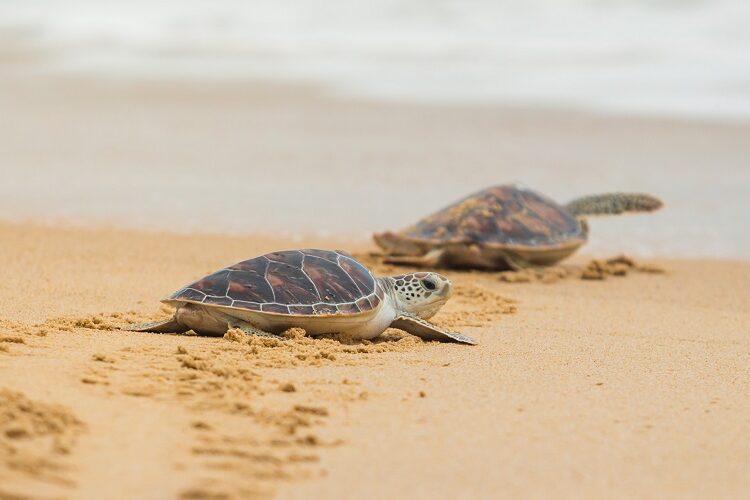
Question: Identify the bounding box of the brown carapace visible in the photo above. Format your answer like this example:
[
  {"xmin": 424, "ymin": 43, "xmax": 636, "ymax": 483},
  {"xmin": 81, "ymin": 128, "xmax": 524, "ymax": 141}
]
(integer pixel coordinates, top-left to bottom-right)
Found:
[{"xmin": 172, "ymin": 249, "xmax": 384, "ymax": 316}]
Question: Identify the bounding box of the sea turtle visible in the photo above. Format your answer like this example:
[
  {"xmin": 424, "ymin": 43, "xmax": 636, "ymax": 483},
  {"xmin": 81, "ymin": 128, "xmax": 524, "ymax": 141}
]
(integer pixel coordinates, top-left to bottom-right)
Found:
[
  {"xmin": 374, "ymin": 184, "xmax": 663, "ymax": 270},
  {"xmin": 130, "ymin": 249, "xmax": 475, "ymax": 345}
]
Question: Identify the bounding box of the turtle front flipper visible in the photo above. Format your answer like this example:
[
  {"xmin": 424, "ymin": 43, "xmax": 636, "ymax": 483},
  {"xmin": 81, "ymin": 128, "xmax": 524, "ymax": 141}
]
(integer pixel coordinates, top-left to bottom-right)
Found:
[
  {"xmin": 565, "ymin": 193, "xmax": 663, "ymax": 217},
  {"xmin": 391, "ymin": 314, "xmax": 476, "ymax": 345},
  {"xmin": 128, "ymin": 317, "xmax": 187, "ymax": 334}
]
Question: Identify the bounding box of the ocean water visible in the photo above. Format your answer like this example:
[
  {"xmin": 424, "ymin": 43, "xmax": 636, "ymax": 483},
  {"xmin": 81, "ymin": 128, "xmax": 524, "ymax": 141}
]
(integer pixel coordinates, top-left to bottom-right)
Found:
[{"xmin": 1, "ymin": 0, "xmax": 750, "ymax": 120}]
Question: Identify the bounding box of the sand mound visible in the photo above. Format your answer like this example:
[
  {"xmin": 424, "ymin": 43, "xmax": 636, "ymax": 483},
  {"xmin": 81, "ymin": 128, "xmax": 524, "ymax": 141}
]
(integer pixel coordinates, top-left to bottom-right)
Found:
[
  {"xmin": 0, "ymin": 309, "xmax": 166, "ymax": 340},
  {"xmin": 220, "ymin": 327, "xmax": 425, "ymax": 369}
]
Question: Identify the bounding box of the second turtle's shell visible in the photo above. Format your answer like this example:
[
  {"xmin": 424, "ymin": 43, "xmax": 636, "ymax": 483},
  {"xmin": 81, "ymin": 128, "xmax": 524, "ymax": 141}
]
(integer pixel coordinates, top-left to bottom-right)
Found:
[{"xmin": 400, "ymin": 185, "xmax": 585, "ymax": 249}]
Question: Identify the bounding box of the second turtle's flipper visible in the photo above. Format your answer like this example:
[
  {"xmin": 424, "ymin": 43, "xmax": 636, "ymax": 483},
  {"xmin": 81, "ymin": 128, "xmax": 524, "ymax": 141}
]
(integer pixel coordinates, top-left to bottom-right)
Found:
[
  {"xmin": 391, "ymin": 314, "xmax": 477, "ymax": 345},
  {"xmin": 128, "ymin": 317, "xmax": 187, "ymax": 334},
  {"xmin": 373, "ymin": 231, "xmax": 423, "ymax": 255},
  {"xmin": 382, "ymin": 248, "xmax": 445, "ymax": 268}
]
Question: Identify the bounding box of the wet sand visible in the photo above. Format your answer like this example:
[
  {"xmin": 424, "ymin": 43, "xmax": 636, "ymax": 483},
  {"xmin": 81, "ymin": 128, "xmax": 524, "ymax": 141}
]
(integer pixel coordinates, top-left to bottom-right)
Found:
[
  {"xmin": 1, "ymin": 221, "xmax": 748, "ymax": 499},
  {"xmin": 0, "ymin": 73, "xmax": 748, "ymax": 257}
]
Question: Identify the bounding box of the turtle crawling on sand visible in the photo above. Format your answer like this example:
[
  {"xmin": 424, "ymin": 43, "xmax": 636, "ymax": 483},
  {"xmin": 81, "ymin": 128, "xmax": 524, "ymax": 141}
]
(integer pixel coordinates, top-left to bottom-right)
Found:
[
  {"xmin": 130, "ymin": 249, "xmax": 475, "ymax": 345},
  {"xmin": 374, "ymin": 184, "xmax": 662, "ymax": 270}
]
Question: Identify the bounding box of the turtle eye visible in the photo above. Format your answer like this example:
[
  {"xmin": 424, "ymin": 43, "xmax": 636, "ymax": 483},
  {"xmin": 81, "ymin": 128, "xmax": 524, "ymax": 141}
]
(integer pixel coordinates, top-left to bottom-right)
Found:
[{"xmin": 422, "ymin": 279, "xmax": 437, "ymax": 291}]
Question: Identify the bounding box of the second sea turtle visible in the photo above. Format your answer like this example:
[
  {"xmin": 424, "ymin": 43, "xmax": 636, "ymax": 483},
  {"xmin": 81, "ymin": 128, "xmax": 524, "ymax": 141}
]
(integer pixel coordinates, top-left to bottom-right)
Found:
[{"xmin": 374, "ymin": 184, "xmax": 662, "ymax": 270}]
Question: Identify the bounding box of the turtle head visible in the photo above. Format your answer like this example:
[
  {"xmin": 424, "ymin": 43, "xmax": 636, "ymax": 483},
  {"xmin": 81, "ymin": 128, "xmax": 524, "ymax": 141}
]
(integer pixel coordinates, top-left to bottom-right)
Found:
[{"xmin": 384, "ymin": 272, "xmax": 452, "ymax": 319}]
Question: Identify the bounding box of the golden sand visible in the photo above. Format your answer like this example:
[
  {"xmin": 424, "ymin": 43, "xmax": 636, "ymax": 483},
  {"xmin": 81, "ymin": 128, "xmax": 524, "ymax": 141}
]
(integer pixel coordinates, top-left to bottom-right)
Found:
[{"xmin": 0, "ymin": 221, "xmax": 749, "ymax": 499}]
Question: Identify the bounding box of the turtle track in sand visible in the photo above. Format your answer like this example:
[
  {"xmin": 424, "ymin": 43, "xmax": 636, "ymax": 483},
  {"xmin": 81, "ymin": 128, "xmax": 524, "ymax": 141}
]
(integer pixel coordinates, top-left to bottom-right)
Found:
[{"xmin": 71, "ymin": 321, "xmax": 469, "ymax": 497}]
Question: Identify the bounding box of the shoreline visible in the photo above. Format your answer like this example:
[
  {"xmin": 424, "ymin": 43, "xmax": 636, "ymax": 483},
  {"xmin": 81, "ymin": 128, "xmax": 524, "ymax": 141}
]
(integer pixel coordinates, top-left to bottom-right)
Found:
[{"xmin": 7, "ymin": 66, "xmax": 750, "ymax": 126}]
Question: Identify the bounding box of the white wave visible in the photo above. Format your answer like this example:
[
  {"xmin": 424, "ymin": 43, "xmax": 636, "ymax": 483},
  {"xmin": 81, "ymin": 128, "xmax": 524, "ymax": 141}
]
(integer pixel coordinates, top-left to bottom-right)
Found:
[{"xmin": 1, "ymin": 0, "xmax": 749, "ymax": 118}]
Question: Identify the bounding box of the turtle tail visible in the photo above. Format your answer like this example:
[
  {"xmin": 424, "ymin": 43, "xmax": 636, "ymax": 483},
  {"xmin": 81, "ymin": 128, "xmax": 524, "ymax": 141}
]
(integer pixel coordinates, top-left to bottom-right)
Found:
[{"xmin": 564, "ymin": 193, "xmax": 663, "ymax": 217}]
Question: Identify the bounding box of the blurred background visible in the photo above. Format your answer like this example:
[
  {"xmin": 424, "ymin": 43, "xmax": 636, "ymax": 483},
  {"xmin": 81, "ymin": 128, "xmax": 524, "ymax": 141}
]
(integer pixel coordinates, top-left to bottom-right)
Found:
[{"xmin": 0, "ymin": 0, "xmax": 748, "ymax": 257}]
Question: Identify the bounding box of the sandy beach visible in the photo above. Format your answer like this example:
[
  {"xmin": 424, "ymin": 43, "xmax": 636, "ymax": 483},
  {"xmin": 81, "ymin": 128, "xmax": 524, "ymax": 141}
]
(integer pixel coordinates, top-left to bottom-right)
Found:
[
  {"xmin": 0, "ymin": 68, "xmax": 749, "ymax": 499},
  {"xmin": 1, "ymin": 219, "xmax": 749, "ymax": 499}
]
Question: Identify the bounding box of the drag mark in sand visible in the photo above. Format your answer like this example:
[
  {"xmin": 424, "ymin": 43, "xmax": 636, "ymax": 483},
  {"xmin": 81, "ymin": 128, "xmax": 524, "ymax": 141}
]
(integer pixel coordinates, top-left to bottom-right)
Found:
[{"xmin": 72, "ymin": 321, "xmax": 431, "ymax": 498}]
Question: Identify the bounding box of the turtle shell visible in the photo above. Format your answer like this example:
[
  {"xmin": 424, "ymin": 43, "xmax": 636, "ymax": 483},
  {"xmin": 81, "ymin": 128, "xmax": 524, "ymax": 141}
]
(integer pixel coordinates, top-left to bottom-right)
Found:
[
  {"xmin": 400, "ymin": 185, "xmax": 585, "ymax": 250},
  {"xmin": 168, "ymin": 249, "xmax": 384, "ymax": 316}
]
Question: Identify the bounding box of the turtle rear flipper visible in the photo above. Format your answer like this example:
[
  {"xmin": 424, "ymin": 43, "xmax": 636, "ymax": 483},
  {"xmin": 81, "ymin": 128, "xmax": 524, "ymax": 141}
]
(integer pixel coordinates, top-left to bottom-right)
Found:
[
  {"xmin": 382, "ymin": 248, "xmax": 445, "ymax": 267},
  {"xmin": 391, "ymin": 314, "xmax": 476, "ymax": 345},
  {"xmin": 373, "ymin": 231, "xmax": 424, "ymax": 255},
  {"xmin": 225, "ymin": 317, "xmax": 283, "ymax": 339},
  {"xmin": 128, "ymin": 317, "xmax": 187, "ymax": 334},
  {"xmin": 565, "ymin": 193, "xmax": 663, "ymax": 217}
]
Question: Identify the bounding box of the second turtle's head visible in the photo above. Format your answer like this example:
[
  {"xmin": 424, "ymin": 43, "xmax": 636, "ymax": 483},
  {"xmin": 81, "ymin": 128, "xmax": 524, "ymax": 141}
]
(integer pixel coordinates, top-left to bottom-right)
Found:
[{"xmin": 386, "ymin": 272, "xmax": 452, "ymax": 319}]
